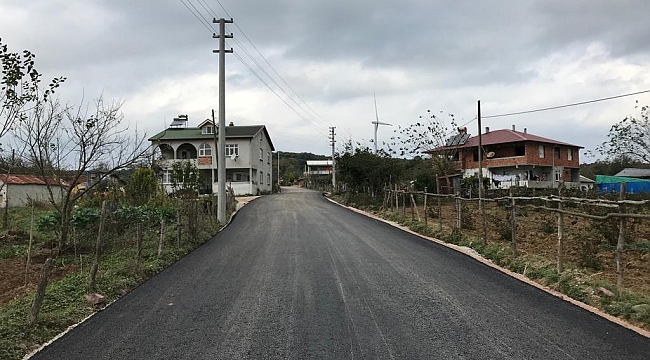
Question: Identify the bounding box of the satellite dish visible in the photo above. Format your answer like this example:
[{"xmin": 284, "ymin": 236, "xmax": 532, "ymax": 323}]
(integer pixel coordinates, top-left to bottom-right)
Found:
[
  {"xmin": 486, "ymin": 152, "xmax": 496, "ymax": 158},
  {"xmin": 230, "ymin": 153, "xmax": 237, "ymax": 161}
]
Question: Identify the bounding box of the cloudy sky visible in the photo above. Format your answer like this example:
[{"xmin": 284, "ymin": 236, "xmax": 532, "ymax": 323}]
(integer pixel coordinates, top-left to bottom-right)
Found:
[{"xmin": 1, "ymin": 0, "xmax": 649, "ymax": 160}]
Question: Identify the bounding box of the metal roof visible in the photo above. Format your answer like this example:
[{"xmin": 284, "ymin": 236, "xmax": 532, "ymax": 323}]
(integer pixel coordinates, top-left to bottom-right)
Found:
[
  {"xmin": 306, "ymin": 160, "xmax": 333, "ymax": 166},
  {"xmin": 149, "ymin": 125, "xmax": 275, "ymax": 151},
  {"xmin": 614, "ymin": 168, "xmax": 650, "ymax": 178},
  {"xmin": 579, "ymin": 175, "xmax": 595, "ymax": 183},
  {"xmin": 0, "ymin": 174, "xmax": 69, "ymax": 186},
  {"xmin": 428, "ymin": 129, "xmax": 582, "ymax": 152}
]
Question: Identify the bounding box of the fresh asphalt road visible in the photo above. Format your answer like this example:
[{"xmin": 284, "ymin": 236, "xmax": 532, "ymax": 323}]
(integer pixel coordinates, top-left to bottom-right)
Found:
[{"xmin": 31, "ymin": 187, "xmax": 650, "ymax": 359}]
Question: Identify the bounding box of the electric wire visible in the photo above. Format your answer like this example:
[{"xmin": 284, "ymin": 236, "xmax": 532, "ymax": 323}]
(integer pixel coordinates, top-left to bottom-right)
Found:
[
  {"xmin": 213, "ymin": 0, "xmax": 331, "ymax": 126},
  {"xmin": 180, "ymin": 0, "xmax": 327, "ymax": 136},
  {"xmin": 229, "ymin": 49, "xmax": 329, "ymax": 137},
  {"xmin": 483, "ymin": 89, "xmax": 650, "ymax": 119},
  {"xmin": 179, "ymin": 0, "xmax": 215, "ymax": 33},
  {"xmin": 226, "ymin": 35, "xmax": 328, "ymax": 133},
  {"xmin": 178, "ymin": 0, "xmax": 330, "ymax": 137}
]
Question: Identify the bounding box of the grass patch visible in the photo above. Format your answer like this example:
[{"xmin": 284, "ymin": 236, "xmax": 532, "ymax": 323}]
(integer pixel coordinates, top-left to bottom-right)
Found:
[{"xmin": 0, "ymin": 201, "xmax": 223, "ymax": 360}]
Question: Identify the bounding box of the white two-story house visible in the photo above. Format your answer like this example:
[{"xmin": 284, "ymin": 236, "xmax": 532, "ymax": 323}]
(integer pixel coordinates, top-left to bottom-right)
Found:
[{"xmin": 149, "ymin": 118, "xmax": 275, "ymax": 195}]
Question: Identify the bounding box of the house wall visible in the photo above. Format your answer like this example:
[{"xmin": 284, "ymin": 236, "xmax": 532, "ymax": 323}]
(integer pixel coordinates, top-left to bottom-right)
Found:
[
  {"xmin": 152, "ymin": 128, "xmax": 274, "ymax": 195},
  {"xmin": 0, "ymin": 183, "xmax": 64, "ymax": 208},
  {"xmin": 460, "ymin": 142, "xmax": 580, "ymax": 169}
]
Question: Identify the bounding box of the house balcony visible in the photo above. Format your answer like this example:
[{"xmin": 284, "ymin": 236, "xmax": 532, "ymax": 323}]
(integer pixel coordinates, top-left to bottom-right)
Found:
[
  {"xmin": 155, "ymin": 158, "xmax": 198, "ymax": 169},
  {"xmin": 492, "ymin": 180, "xmax": 581, "ymax": 189}
]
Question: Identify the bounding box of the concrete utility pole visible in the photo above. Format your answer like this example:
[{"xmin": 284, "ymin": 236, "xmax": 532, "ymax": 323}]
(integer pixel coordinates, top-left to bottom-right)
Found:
[
  {"xmin": 477, "ymin": 100, "xmax": 487, "ymax": 245},
  {"xmin": 277, "ymin": 151, "xmax": 280, "ymax": 191},
  {"xmin": 372, "ymin": 94, "xmax": 391, "ymax": 154},
  {"xmin": 329, "ymin": 127, "xmax": 336, "ymax": 190},
  {"xmin": 213, "ymin": 17, "xmax": 233, "ymax": 223}
]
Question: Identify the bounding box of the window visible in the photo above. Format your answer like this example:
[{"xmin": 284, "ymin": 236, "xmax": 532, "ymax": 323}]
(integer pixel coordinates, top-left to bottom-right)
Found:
[
  {"xmin": 260, "ymin": 148, "xmax": 263, "ymax": 161},
  {"xmin": 538, "ymin": 145, "xmax": 545, "ymax": 158},
  {"xmin": 568, "ymin": 148, "xmax": 573, "ymax": 161},
  {"xmin": 202, "ymin": 125, "xmax": 214, "ymax": 134},
  {"xmin": 199, "ymin": 143, "xmax": 212, "ymax": 157},
  {"xmin": 162, "ymin": 170, "xmax": 172, "ymax": 184},
  {"xmin": 267, "ymin": 174, "xmax": 270, "ymax": 185},
  {"xmin": 554, "ymin": 147, "xmax": 560, "ymax": 160},
  {"xmin": 225, "ymin": 144, "xmax": 239, "ymax": 157},
  {"xmin": 555, "ymin": 170, "xmax": 561, "ymax": 181},
  {"xmin": 260, "ymin": 171, "xmax": 263, "ymax": 185},
  {"xmin": 267, "ymin": 152, "xmax": 271, "ymax": 164},
  {"xmin": 514, "ymin": 145, "xmax": 525, "ymax": 156}
]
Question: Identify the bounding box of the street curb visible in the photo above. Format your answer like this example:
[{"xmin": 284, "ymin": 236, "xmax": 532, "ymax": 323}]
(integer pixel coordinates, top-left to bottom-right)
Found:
[
  {"xmin": 23, "ymin": 196, "xmax": 260, "ymax": 359},
  {"xmin": 324, "ymin": 195, "xmax": 650, "ymax": 339}
]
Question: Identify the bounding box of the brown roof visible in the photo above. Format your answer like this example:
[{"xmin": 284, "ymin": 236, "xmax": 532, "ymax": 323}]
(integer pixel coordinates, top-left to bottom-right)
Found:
[
  {"xmin": 429, "ymin": 129, "xmax": 583, "ymax": 152},
  {"xmin": 0, "ymin": 174, "xmax": 70, "ymax": 187}
]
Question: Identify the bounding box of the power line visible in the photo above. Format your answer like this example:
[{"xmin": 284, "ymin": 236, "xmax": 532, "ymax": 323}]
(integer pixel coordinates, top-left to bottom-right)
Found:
[
  {"xmin": 483, "ymin": 89, "xmax": 650, "ymax": 119},
  {"xmin": 213, "ymin": 0, "xmax": 331, "ymax": 126},
  {"xmin": 178, "ymin": 0, "xmax": 330, "ymax": 136},
  {"xmin": 179, "ymin": 0, "xmax": 215, "ymax": 33},
  {"xmin": 230, "ymin": 50, "xmax": 329, "ymax": 137},
  {"xmin": 226, "ymin": 35, "xmax": 328, "ymax": 132}
]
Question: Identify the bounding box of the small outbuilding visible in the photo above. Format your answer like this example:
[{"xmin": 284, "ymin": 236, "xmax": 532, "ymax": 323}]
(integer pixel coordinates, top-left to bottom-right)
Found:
[
  {"xmin": 595, "ymin": 175, "xmax": 650, "ymax": 194},
  {"xmin": 0, "ymin": 174, "xmax": 68, "ymax": 208}
]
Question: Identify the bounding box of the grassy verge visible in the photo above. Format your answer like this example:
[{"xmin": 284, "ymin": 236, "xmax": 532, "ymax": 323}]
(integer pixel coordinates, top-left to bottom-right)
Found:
[
  {"xmin": 335, "ymin": 196, "xmax": 650, "ymax": 332},
  {"xmin": 0, "ymin": 207, "xmax": 222, "ymax": 360}
]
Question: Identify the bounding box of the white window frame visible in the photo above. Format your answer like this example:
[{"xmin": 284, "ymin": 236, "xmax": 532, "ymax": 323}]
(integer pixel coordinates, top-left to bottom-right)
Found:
[
  {"xmin": 267, "ymin": 173, "xmax": 270, "ymax": 185},
  {"xmin": 538, "ymin": 145, "xmax": 545, "ymax": 158},
  {"xmin": 202, "ymin": 125, "xmax": 214, "ymax": 135},
  {"xmin": 225, "ymin": 144, "xmax": 239, "ymax": 157},
  {"xmin": 162, "ymin": 170, "xmax": 172, "ymax": 184},
  {"xmin": 199, "ymin": 143, "xmax": 212, "ymax": 157},
  {"xmin": 267, "ymin": 152, "xmax": 271, "ymax": 164},
  {"xmin": 568, "ymin": 148, "xmax": 573, "ymax": 161},
  {"xmin": 260, "ymin": 148, "xmax": 263, "ymax": 161}
]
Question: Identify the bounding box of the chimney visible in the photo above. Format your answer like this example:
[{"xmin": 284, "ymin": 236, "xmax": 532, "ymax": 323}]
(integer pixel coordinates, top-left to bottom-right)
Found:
[
  {"xmin": 512, "ymin": 125, "xmax": 516, "ymax": 131},
  {"xmin": 485, "ymin": 126, "xmax": 490, "ymax": 133},
  {"xmin": 524, "ymin": 128, "xmax": 527, "ymax": 134},
  {"xmin": 228, "ymin": 121, "xmax": 234, "ymax": 126}
]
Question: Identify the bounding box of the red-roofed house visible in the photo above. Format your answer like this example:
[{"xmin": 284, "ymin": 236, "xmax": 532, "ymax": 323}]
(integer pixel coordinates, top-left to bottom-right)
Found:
[
  {"xmin": 427, "ymin": 125, "xmax": 583, "ymax": 191},
  {"xmin": 0, "ymin": 174, "xmax": 69, "ymax": 207}
]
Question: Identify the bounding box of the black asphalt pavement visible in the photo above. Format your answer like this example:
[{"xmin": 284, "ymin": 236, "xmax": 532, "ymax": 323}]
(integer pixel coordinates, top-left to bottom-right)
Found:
[{"xmin": 31, "ymin": 187, "xmax": 650, "ymax": 359}]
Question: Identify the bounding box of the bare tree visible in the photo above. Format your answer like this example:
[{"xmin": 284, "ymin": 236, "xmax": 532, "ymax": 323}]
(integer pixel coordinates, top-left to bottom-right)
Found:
[
  {"xmin": 386, "ymin": 110, "xmax": 462, "ymax": 192},
  {"xmin": 16, "ymin": 95, "xmax": 150, "ymax": 251},
  {"xmin": 598, "ymin": 103, "xmax": 650, "ymax": 163}
]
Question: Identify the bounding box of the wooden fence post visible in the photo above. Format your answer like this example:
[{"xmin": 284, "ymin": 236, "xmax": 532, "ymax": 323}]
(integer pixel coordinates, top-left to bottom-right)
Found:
[
  {"xmin": 158, "ymin": 218, "xmax": 166, "ymax": 259},
  {"xmin": 456, "ymin": 197, "xmax": 462, "ymax": 229},
  {"xmin": 28, "ymin": 258, "xmax": 54, "ymax": 325},
  {"xmin": 424, "ymin": 187, "xmax": 428, "ymax": 226},
  {"xmin": 136, "ymin": 223, "xmax": 143, "ymax": 271},
  {"xmin": 438, "ymin": 196, "xmax": 442, "ymax": 231},
  {"xmin": 402, "ymin": 191, "xmax": 407, "ymax": 216},
  {"xmin": 616, "ymin": 183, "xmax": 627, "ymax": 294},
  {"xmin": 410, "ymin": 193, "xmax": 415, "ymax": 220},
  {"xmin": 176, "ymin": 211, "xmax": 181, "ymax": 247},
  {"xmin": 557, "ymin": 191, "xmax": 564, "ymax": 273},
  {"xmin": 410, "ymin": 193, "xmax": 420, "ymax": 222},
  {"xmin": 395, "ymin": 184, "xmax": 399, "ymax": 211},
  {"xmin": 509, "ymin": 188, "xmax": 517, "ymax": 257},
  {"xmin": 89, "ymin": 200, "xmax": 107, "ymax": 290},
  {"xmin": 25, "ymin": 206, "xmax": 34, "ymax": 286}
]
